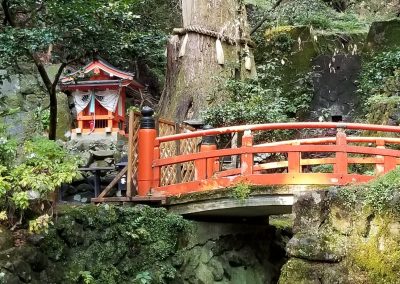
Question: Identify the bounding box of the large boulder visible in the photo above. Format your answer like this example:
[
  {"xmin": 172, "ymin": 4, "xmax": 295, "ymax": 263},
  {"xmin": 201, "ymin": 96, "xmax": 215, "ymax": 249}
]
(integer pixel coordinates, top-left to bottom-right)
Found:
[{"xmin": 366, "ymin": 19, "xmax": 400, "ymax": 50}]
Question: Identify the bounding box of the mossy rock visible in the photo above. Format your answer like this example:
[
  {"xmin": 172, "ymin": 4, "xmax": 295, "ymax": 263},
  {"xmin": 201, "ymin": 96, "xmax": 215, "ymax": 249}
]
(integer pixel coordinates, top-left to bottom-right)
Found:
[
  {"xmin": 328, "ymin": 204, "xmax": 354, "ymax": 235},
  {"xmin": 19, "ymin": 74, "xmax": 43, "ymax": 95},
  {"xmin": 366, "ymin": 19, "xmax": 400, "ymax": 51},
  {"xmin": 263, "ymin": 25, "xmax": 316, "ymax": 76},
  {"xmin": 40, "ymin": 205, "xmax": 190, "ymax": 283},
  {"xmin": 279, "ymin": 258, "xmax": 350, "ymax": 284},
  {"xmin": 292, "ymin": 191, "xmax": 329, "ymax": 233},
  {"xmin": 56, "ymin": 92, "xmax": 71, "ymax": 140},
  {"xmin": 286, "ymin": 230, "xmax": 346, "ymax": 262},
  {"xmin": 349, "ymin": 215, "xmax": 400, "ymax": 283}
]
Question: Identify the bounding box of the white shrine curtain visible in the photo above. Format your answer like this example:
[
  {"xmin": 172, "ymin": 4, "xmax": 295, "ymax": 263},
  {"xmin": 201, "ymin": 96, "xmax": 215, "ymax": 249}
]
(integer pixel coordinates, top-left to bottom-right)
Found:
[
  {"xmin": 72, "ymin": 90, "xmax": 91, "ymax": 114},
  {"xmin": 94, "ymin": 90, "xmax": 120, "ymax": 113},
  {"xmin": 72, "ymin": 89, "xmax": 120, "ymax": 114}
]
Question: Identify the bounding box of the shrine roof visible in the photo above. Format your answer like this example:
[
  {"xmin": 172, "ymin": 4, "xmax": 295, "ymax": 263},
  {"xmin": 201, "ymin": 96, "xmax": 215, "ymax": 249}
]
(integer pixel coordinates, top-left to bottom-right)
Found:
[{"xmin": 60, "ymin": 58, "xmax": 144, "ymax": 89}]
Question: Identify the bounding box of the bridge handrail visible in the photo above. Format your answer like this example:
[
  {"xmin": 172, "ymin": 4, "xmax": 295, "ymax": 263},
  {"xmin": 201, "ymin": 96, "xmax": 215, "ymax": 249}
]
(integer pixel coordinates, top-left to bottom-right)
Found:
[
  {"xmin": 136, "ymin": 113, "xmax": 400, "ymax": 197},
  {"xmin": 256, "ymin": 136, "xmax": 400, "ymax": 147},
  {"xmin": 153, "ymin": 144, "xmax": 400, "ymax": 167},
  {"xmin": 156, "ymin": 122, "xmax": 400, "ymax": 143}
]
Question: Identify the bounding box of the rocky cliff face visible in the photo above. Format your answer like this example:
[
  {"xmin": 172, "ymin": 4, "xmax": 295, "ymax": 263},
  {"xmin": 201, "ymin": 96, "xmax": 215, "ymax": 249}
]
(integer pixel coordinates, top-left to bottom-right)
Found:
[
  {"xmin": 258, "ymin": 19, "xmax": 400, "ymax": 123},
  {"xmin": 174, "ymin": 221, "xmax": 289, "ymax": 284},
  {"xmin": 0, "ymin": 65, "xmax": 71, "ymax": 141},
  {"xmin": 279, "ymin": 186, "xmax": 400, "ymax": 283}
]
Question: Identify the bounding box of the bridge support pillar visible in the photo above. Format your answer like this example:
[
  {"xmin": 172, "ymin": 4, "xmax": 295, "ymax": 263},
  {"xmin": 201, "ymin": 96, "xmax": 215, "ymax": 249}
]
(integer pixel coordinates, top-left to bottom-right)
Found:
[{"xmin": 137, "ymin": 107, "xmax": 156, "ymax": 196}]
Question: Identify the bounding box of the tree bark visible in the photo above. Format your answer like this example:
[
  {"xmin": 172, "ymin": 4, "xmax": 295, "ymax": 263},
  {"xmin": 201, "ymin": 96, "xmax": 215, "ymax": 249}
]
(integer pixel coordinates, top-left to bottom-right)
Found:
[
  {"xmin": 32, "ymin": 56, "xmax": 66, "ymax": 140},
  {"xmin": 1, "ymin": 0, "xmax": 16, "ymax": 26},
  {"xmin": 158, "ymin": 0, "xmax": 256, "ymax": 122}
]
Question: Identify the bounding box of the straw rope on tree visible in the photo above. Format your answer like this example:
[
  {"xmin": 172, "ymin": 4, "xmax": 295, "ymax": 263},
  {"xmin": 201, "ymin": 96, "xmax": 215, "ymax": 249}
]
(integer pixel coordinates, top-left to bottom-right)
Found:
[{"xmin": 172, "ymin": 25, "xmax": 256, "ymax": 48}]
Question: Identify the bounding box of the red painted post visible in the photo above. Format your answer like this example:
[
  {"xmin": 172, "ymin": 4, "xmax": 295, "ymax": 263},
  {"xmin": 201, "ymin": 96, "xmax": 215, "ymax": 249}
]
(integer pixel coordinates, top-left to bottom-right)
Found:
[
  {"xmin": 376, "ymin": 138, "xmax": 396, "ymax": 173},
  {"xmin": 202, "ymin": 125, "xmax": 218, "ymax": 178},
  {"xmin": 384, "ymin": 155, "xmax": 397, "ymax": 173},
  {"xmin": 375, "ymin": 139, "xmax": 385, "ymax": 175},
  {"xmin": 137, "ymin": 107, "xmax": 156, "ymax": 196},
  {"xmin": 241, "ymin": 130, "xmax": 253, "ymax": 175},
  {"xmin": 288, "ymin": 142, "xmax": 301, "ymax": 173},
  {"xmin": 335, "ymin": 129, "xmax": 348, "ymax": 180},
  {"xmin": 195, "ymin": 125, "xmax": 217, "ymax": 180}
]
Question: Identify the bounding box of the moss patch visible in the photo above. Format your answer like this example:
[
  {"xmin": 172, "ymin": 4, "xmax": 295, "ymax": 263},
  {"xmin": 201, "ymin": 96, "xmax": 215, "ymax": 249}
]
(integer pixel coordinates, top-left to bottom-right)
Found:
[
  {"xmin": 41, "ymin": 205, "xmax": 190, "ymax": 283},
  {"xmin": 349, "ymin": 215, "xmax": 400, "ymax": 283}
]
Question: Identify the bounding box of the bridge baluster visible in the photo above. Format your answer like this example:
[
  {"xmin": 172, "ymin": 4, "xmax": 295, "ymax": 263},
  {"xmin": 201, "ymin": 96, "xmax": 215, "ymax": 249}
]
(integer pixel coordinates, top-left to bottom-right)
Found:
[
  {"xmin": 137, "ymin": 107, "xmax": 156, "ymax": 196},
  {"xmin": 288, "ymin": 142, "xmax": 301, "ymax": 174},
  {"xmin": 375, "ymin": 139, "xmax": 385, "ymax": 175},
  {"xmin": 241, "ymin": 130, "xmax": 253, "ymax": 175},
  {"xmin": 195, "ymin": 125, "xmax": 218, "ymax": 180},
  {"xmin": 153, "ymin": 140, "xmax": 160, "ymax": 189},
  {"xmin": 375, "ymin": 139, "xmax": 396, "ymax": 174},
  {"xmin": 334, "ymin": 129, "xmax": 348, "ymax": 183}
]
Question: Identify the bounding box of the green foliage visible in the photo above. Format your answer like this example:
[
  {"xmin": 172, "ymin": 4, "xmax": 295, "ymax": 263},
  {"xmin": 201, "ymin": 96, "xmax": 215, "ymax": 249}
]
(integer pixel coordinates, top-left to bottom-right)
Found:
[
  {"xmin": 0, "ymin": 0, "xmax": 179, "ymax": 70},
  {"xmin": 29, "ymin": 213, "xmax": 53, "ymax": 234},
  {"xmin": 269, "ymin": 215, "xmax": 293, "ymax": 230},
  {"xmin": 271, "ymin": 0, "xmax": 367, "ymax": 32},
  {"xmin": 337, "ymin": 168, "xmax": 400, "ymax": 214},
  {"xmin": 1, "ymin": 0, "xmax": 179, "ymax": 138},
  {"xmin": 10, "ymin": 137, "xmax": 79, "ymax": 196},
  {"xmin": 0, "ymin": 132, "xmax": 79, "ymax": 225},
  {"xmin": 41, "ymin": 205, "xmax": 189, "ymax": 283},
  {"xmin": 358, "ymin": 49, "xmax": 400, "ymax": 124},
  {"xmin": 311, "ymin": 164, "xmax": 334, "ymax": 173},
  {"xmin": 231, "ymin": 182, "xmax": 252, "ymax": 200},
  {"xmin": 363, "ymin": 169, "xmax": 400, "ymax": 214},
  {"xmin": 134, "ymin": 271, "xmax": 152, "ymax": 284},
  {"xmin": 335, "ymin": 186, "xmax": 358, "ymax": 208},
  {"xmin": 10, "ymin": 191, "xmax": 29, "ymax": 210},
  {"xmin": 77, "ymin": 271, "xmax": 95, "ymax": 284},
  {"xmin": 33, "ymin": 107, "xmax": 51, "ymax": 132},
  {"xmin": 265, "ymin": 30, "xmax": 295, "ymax": 55},
  {"xmin": 203, "ymin": 73, "xmax": 288, "ymax": 127},
  {"xmin": 0, "ymin": 125, "xmax": 17, "ymax": 167},
  {"xmin": 203, "ymin": 58, "xmax": 313, "ymax": 139}
]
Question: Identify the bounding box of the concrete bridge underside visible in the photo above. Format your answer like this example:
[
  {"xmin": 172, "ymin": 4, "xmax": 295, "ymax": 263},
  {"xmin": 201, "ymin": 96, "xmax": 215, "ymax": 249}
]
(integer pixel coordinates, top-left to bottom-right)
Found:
[
  {"xmin": 165, "ymin": 185, "xmax": 321, "ymax": 218},
  {"xmin": 168, "ymin": 195, "xmax": 294, "ymax": 218}
]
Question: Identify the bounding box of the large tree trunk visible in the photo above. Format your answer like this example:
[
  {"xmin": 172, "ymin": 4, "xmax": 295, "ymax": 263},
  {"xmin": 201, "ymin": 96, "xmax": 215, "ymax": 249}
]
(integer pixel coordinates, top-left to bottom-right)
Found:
[{"xmin": 158, "ymin": 0, "xmax": 256, "ymax": 122}]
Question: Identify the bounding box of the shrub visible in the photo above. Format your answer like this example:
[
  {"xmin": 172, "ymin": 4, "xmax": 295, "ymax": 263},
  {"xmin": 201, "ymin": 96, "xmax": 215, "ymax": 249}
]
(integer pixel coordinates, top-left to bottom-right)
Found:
[
  {"xmin": 358, "ymin": 49, "xmax": 400, "ymax": 124},
  {"xmin": 0, "ymin": 135, "xmax": 79, "ymax": 227}
]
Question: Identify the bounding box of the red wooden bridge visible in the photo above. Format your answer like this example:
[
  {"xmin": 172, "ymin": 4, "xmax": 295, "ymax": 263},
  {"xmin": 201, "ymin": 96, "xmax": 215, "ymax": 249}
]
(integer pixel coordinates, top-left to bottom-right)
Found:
[{"xmin": 92, "ymin": 108, "xmax": 400, "ymax": 208}]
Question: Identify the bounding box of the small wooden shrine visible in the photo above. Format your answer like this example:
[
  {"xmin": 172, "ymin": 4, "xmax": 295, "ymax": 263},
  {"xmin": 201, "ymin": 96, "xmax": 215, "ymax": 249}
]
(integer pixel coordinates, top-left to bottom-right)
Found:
[{"xmin": 60, "ymin": 58, "xmax": 144, "ymax": 140}]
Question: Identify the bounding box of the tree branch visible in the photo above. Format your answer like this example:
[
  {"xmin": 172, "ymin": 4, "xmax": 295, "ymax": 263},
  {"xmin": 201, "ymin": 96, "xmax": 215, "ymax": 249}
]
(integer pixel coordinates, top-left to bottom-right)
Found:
[
  {"xmin": 31, "ymin": 56, "xmax": 52, "ymax": 95},
  {"xmin": 250, "ymin": 0, "xmax": 284, "ymax": 36},
  {"xmin": 31, "ymin": 55, "xmax": 52, "ymax": 95},
  {"xmin": 51, "ymin": 62, "xmax": 67, "ymax": 92}
]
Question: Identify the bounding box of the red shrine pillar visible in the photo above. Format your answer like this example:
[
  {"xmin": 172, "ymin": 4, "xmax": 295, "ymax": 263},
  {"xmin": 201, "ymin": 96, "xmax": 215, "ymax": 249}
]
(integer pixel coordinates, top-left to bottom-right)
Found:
[{"xmin": 137, "ymin": 107, "xmax": 156, "ymax": 196}]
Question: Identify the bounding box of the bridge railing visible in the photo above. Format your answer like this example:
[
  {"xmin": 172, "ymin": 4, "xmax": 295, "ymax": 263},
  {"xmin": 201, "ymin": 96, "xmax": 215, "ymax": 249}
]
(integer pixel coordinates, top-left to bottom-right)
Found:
[{"xmin": 137, "ymin": 110, "xmax": 400, "ymax": 197}]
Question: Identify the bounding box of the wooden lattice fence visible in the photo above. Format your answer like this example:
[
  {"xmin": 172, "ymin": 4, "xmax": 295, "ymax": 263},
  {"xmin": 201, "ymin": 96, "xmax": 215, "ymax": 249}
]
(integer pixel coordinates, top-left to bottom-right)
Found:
[{"xmin": 126, "ymin": 110, "xmax": 199, "ymax": 196}]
